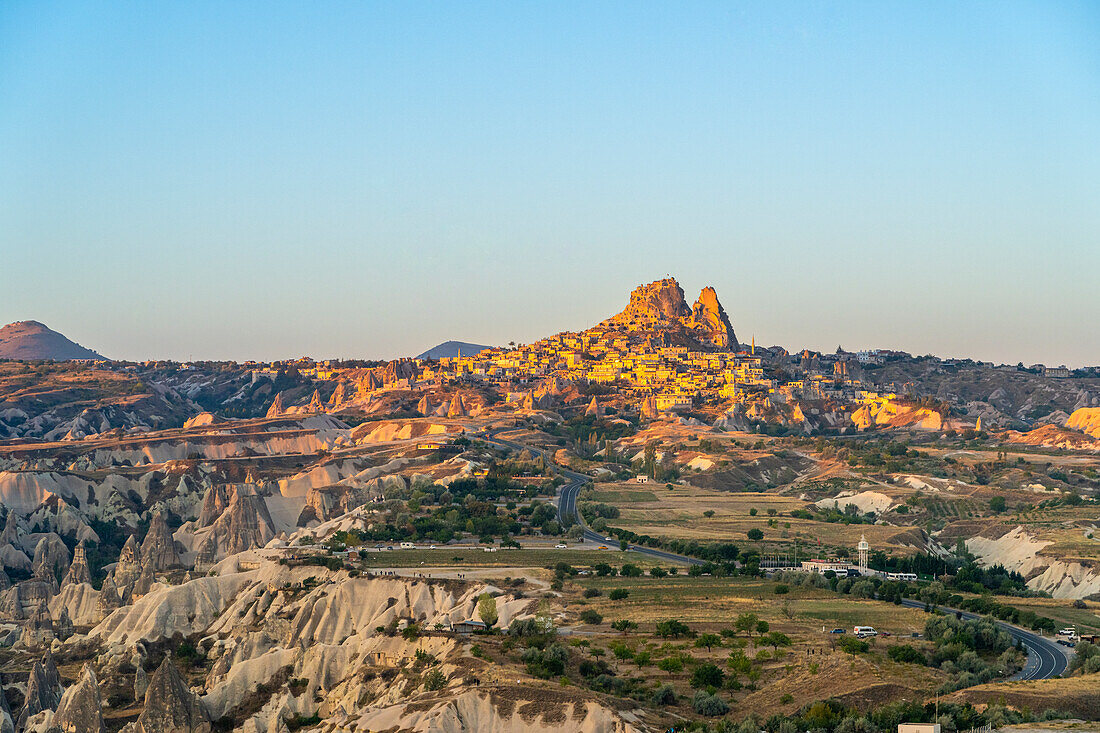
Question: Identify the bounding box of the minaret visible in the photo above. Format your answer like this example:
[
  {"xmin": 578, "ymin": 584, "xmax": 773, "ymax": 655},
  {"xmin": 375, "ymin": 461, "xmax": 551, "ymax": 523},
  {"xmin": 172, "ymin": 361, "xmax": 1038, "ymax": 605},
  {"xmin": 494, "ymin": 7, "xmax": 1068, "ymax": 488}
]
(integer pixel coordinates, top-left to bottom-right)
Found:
[
  {"xmin": 751, "ymin": 335, "xmax": 755, "ymax": 356},
  {"xmin": 857, "ymin": 534, "xmax": 869, "ymax": 573}
]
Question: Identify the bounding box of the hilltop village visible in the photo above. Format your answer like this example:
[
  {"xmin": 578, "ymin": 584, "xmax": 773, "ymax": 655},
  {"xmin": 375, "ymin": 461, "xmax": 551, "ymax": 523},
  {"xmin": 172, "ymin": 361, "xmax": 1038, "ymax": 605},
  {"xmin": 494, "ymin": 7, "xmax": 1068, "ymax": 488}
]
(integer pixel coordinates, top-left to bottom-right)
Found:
[{"xmin": 245, "ymin": 278, "xmax": 969, "ymax": 433}]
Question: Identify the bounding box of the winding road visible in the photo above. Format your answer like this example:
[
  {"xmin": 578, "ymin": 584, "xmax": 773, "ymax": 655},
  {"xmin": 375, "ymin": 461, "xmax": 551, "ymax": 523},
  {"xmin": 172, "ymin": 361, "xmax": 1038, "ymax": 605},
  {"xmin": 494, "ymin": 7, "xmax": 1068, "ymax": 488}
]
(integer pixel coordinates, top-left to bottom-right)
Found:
[
  {"xmin": 483, "ymin": 428, "xmax": 703, "ymax": 566},
  {"xmin": 483, "ymin": 427, "xmax": 1070, "ymax": 680},
  {"xmin": 899, "ymin": 599, "xmax": 1070, "ymax": 681}
]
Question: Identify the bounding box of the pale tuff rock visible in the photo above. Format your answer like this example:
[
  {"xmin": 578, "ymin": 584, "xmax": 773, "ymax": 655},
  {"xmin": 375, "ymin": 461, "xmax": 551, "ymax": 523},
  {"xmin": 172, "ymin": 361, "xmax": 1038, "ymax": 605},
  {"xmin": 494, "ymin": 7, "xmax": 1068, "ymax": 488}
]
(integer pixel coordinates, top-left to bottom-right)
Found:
[
  {"xmin": 49, "ymin": 580, "xmax": 101, "ymax": 627},
  {"xmin": 52, "ymin": 663, "xmax": 105, "ymax": 733},
  {"xmin": 0, "ymin": 567, "xmax": 9, "ymax": 590},
  {"xmin": 2, "ymin": 579, "xmax": 56, "ymax": 619},
  {"xmin": 32, "ymin": 534, "xmax": 70, "ymax": 582},
  {"xmin": 1066, "ymin": 407, "xmax": 1100, "ymax": 438},
  {"xmin": 521, "ymin": 392, "xmax": 536, "ymax": 411},
  {"xmin": 205, "ymin": 484, "xmax": 277, "ymax": 557},
  {"xmin": 306, "ymin": 389, "xmax": 324, "ymax": 414},
  {"xmin": 132, "ymin": 562, "xmax": 157, "ymax": 599},
  {"xmin": 640, "ymin": 396, "xmax": 658, "ymax": 421},
  {"xmin": 609, "ymin": 277, "xmax": 691, "ymax": 324},
  {"xmin": 141, "ymin": 513, "xmax": 182, "ymax": 571},
  {"xmin": 135, "ymin": 666, "xmax": 149, "ymax": 701},
  {"xmin": 416, "ymin": 395, "xmax": 431, "ymax": 416},
  {"xmin": 604, "ymin": 277, "xmax": 739, "ymax": 351},
  {"xmin": 0, "ymin": 510, "xmax": 21, "ymax": 546},
  {"xmin": 0, "ymin": 668, "xmax": 12, "ymax": 733},
  {"xmin": 114, "ymin": 535, "xmax": 143, "ymax": 591},
  {"xmin": 19, "ymin": 604, "xmax": 57, "ymax": 649},
  {"xmin": 689, "ymin": 286, "xmax": 738, "ymax": 349},
  {"xmin": 447, "ymin": 394, "xmax": 466, "ymax": 418},
  {"xmin": 194, "ymin": 536, "xmax": 217, "ymax": 570},
  {"xmin": 18, "ymin": 652, "xmax": 64, "ymax": 731},
  {"xmin": 96, "ymin": 574, "xmax": 123, "ymax": 620},
  {"xmin": 585, "ymin": 397, "xmax": 601, "ymax": 418},
  {"xmin": 265, "ymin": 393, "xmax": 285, "ymax": 419},
  {"xmin": 196, "ymin": 484, "xmax": 229, "ymax": 528},
  {"xmin": 122, "ymin": 656, "xmax": 211, "ymax": 733},
  {"xmin": 54, "ymin": 606, "xmax": 74, "ymax": 640},
  {"xmin": 182, "ymin": 412, "xmax": 219, "ymax": 429},
  {"xmin": 327, "ymin": 381, "xmax": 347, "ymax": 409},
  {"xmin": 60, "ymin": 540, "xmax": 91, "ymax": 590}
]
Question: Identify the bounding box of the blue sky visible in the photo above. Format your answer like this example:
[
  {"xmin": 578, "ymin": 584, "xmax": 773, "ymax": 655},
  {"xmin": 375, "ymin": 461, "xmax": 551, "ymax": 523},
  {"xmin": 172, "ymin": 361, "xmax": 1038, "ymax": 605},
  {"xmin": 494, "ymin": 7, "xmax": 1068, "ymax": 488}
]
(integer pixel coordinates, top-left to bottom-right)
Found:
[{"xmin": 1, "ymin": 2, "xmax": 1098, "ymax": 365}]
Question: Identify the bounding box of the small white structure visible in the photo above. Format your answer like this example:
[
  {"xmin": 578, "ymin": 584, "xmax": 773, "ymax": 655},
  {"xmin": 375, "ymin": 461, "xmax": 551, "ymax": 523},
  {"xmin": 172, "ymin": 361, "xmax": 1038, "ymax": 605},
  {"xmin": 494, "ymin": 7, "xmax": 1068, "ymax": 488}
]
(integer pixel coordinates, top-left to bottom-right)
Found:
[
  {"xmin": 858, "ymin": 534, "xmax": 870, "ymax": 573},
  {"xmin": 898, "ymin": 725, "xmax": 940, "ymax": 733},
  {"xmin": 635, "ymin": 475, "xmax": 649, "ymax": 483}
]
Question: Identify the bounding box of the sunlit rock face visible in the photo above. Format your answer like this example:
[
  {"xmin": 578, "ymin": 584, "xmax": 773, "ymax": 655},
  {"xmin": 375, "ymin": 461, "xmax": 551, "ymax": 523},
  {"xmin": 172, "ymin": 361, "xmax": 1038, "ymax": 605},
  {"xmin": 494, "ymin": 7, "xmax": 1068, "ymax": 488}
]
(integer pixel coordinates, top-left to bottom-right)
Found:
[
  {"xmin": 603, "ymin": 277, "xmax": 738, "ymax": 350},
  {"xmin": 690, "ymin": 286, "xmax": 738, "ymax": 349},
  {"xmin": 608, "ymin": 277, "xmax": 692, "ymax": 326}
]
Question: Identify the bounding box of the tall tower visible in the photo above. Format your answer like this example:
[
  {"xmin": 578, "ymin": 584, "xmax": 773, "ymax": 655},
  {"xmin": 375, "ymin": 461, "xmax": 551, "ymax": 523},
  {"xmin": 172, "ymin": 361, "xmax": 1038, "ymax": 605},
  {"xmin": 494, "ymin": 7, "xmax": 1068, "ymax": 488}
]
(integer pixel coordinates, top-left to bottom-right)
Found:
[{"xmin": 857, "ymin": 534, "xmax": 869, "ymax": 573}]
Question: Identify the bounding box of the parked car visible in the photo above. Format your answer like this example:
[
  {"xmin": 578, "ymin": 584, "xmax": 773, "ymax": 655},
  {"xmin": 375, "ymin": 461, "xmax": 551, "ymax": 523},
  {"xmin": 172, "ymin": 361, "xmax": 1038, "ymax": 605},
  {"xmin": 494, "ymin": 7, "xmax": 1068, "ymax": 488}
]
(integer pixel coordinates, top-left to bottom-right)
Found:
[
  {"xmin": 555, "ymin": 543, "xmax": 568, "ymax": 549},
  {"xmin": 1058, "ymin": 628, "xmax": 1076, "ymax": 636},
  {"xmin": 829, "ymin": 628, "xmax": 846, "ymax": 634}
]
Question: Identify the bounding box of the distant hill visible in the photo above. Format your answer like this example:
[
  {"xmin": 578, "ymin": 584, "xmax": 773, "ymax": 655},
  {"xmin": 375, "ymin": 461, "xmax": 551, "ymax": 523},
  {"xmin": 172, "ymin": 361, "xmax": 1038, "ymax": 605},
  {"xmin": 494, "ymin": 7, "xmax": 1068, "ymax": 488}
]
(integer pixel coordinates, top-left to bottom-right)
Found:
[
  {"xmin": 0, "ymin": 321, "xmax": 106, "ymax": 360},
  {"xmin": 415, "ymin": 340, "xmax": 491, "ymax": 360}
]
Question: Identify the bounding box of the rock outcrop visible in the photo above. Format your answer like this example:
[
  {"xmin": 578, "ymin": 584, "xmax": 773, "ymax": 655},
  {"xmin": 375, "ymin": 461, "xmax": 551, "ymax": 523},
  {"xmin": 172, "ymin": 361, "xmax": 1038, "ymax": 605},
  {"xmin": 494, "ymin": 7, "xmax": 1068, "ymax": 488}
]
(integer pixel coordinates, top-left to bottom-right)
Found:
[
  {"xmin": 52, "ymin": 663, "xmax": 105, "ymax": 733},
  {"xmin": 689, "ymin": 286, "xmax": 738, "ymax": 349},
  {"xmin": 265, "ymin": 393, "xmax": 285, "ymax": 419},
  {"xmin": 60, "ymin": 540, "xmax": 91, "ymax": 589},
  {"xmin": 1065, "ymin": 407, "xmax": 1100, "ymax": 438},
  {"xmin": 18, "ymin": 652, "xmax": 63, "ymax": 730},
  {"xmin": 604, "ymin": 277, "xmax": 738, "ymax": 350},
  {"xmin": 141, "ymin": 513, "xmax": 182, "ymax": 571},
  {"xmin": 123, "ymin": 656, "xmax": 211, "ymax": 733},
  {"xmin": 196, "ymin": 485, "xmax": 229, "ymax": 528},
  {"xmin": 31, "ymin": 534, "xmax": 70, "ymax": 583},
  {"xmin": 204, "ymin": 484, "xmax": 277, "ymax": 557},
  {"xmin": 584, "ymin": 397, "xmax": 601, "ymax": 418},
  {"xmin": 113, "ymin": 535, "xmax": 143, "ymax": 591},
  {"xmin": 447, "ymin": 394, "xmax": 466, "ymax": 418}
]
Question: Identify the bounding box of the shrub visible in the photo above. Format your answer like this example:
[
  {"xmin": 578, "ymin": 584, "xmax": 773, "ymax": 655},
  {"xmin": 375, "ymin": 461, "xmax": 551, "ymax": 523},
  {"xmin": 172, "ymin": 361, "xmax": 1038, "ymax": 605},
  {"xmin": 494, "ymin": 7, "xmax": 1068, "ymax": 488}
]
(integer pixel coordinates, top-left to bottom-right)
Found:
[
  {"xmin": 693, "ymin": 691, "xmax": 730, "ymax": 716},
  {"xmin": 422, "ymin": 668, "xmax": 446, "ymax": 690},
  {"xmin": 584, "ymin": 587, "xmax": 602, "ymax": 598},
  {"xmin": 838, "ymin": 636, "xmax": 869, "ymax": 655},
  {"xmin": 579, "ymin": 610, "xmax": 604, "ymax": 625},
  {"xmin": 655, "ymin": 619, "xmax": 691, "ymax": 638},
  {"xmin": 774, "ymin": 584, "xmax": 790, "ymax": 594},
  {"xmin": 608, "ymin": 588, "xmax": 629, "ymax": 600},
  {"xmin": 652, "ymin": 684, "xmax": 677, "ymax": 706}
]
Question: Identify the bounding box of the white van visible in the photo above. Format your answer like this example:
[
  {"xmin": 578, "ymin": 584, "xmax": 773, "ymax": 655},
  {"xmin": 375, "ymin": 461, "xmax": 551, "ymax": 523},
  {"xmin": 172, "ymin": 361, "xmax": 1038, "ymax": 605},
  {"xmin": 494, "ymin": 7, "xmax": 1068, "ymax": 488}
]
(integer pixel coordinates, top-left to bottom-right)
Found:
[
  {"xmin": 853, "ymin": 626, "xmax": 877, "ymax": 638},
  {"xmin": 399, "ymin": 542, "xmax": 416, "ymax": 549}
]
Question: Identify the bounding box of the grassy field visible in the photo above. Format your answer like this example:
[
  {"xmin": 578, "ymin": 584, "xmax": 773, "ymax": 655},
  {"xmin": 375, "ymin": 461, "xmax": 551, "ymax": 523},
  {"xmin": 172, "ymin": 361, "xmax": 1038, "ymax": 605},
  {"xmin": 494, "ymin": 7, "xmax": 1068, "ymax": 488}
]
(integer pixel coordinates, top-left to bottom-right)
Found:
[
  {"xmin": 590, "ymin": 480, "xmax": 928, "ymax": 554},
  {"xmin": 572, "ymin": 574, "xmax": 929, "ymax": 635}
]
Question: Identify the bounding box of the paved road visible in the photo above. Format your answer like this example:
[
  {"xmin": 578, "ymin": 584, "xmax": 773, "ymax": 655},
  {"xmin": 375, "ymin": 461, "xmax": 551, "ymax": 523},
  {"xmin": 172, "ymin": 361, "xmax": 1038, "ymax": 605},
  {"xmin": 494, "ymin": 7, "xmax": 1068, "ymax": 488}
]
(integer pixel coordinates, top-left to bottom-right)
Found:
[
  {"xmin": 900, "ymin": 599, "xmax": 1070, "ymax": 680},
  {"xmin": 482, "ymin": 429, "xmax": 703, "ymax": 566}
]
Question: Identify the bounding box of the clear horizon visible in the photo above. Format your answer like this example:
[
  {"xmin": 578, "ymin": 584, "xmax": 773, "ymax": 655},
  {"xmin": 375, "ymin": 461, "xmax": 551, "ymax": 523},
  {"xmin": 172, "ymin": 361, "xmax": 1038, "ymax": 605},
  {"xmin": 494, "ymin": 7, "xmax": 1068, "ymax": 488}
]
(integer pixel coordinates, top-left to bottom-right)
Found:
[{"xmin": 2, "ymin": 3, "xmax": 1098, "ymax": 366}]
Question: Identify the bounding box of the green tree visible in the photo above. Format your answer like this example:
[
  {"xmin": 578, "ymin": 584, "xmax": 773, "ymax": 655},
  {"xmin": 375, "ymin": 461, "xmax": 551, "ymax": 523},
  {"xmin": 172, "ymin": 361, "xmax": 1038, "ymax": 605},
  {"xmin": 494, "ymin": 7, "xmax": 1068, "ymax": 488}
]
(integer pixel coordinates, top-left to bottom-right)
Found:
[
  {"xmin": 695, "ymin": 633, "xmax": 722, "ymax": 652},
  {"xmin": 477, "ymin": 593, "xmax": 498, "ymax": 628},
  {"xmin": 657, "ymin": 656, "xmax": 683, "ymax": 674},
  {"xmin": 734, "ymin": 613, "xmax": 759, "ymax": 638}
]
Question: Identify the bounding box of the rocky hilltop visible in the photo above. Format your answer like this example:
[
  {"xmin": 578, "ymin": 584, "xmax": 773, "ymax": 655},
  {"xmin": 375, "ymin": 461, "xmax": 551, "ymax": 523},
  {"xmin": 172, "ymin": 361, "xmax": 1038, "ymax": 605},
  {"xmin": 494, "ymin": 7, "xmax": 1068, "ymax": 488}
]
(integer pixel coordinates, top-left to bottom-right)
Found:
[
  {"xmin": 602, "ymin": 277, "xmax": 738, "ymax": 350},
  {"xmin": 0, "ymin": 321, "xmax": 105, "ymax": 361}
]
